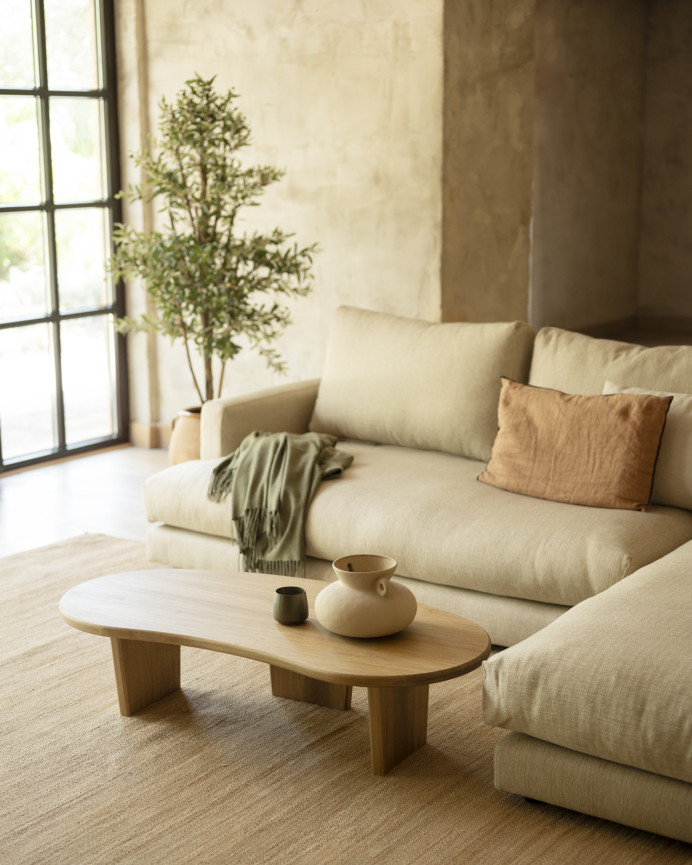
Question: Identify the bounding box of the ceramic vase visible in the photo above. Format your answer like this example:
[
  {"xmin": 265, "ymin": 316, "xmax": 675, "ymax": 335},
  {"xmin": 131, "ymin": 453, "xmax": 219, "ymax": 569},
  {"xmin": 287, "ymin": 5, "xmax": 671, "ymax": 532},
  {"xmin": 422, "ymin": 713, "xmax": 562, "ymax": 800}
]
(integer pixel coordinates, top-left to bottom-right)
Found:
[{"xmin": 314, "ymin": 554, "xmax": 417, "ymax": 638}]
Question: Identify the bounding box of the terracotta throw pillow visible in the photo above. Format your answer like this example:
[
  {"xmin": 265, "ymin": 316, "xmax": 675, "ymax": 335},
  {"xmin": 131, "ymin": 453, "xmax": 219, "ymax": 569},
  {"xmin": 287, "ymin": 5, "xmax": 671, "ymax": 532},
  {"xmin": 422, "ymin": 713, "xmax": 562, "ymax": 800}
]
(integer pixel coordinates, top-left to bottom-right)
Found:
[{"xmin": 478, "ymin": 378, "xmax": 672, "ymax": 511}]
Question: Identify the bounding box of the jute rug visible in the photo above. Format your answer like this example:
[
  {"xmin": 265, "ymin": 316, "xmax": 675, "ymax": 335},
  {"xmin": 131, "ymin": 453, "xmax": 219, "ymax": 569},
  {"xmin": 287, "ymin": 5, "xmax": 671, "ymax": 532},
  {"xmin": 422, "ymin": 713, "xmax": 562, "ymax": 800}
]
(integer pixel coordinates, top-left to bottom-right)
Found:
[{"xmin": 1, "ymin": 534, "xmax": 689, "ymax": 865}]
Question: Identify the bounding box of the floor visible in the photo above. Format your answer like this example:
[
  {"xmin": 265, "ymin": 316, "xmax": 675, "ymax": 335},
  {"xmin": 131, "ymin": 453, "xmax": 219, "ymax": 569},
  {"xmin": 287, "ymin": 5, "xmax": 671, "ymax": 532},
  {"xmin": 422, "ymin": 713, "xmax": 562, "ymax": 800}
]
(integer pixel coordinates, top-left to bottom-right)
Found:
[{"xmin": 0, "ymin": 445, "xmax": 170, "ymax": 557}]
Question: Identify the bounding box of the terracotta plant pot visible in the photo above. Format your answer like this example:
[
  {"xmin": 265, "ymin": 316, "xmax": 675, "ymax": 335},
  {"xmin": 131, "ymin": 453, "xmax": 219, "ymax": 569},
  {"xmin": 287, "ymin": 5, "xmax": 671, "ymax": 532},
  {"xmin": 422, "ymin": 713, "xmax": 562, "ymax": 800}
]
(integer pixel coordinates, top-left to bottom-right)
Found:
[{"xmin": 168, "ymin": 407, "xmax": 201, "ymax": 465}]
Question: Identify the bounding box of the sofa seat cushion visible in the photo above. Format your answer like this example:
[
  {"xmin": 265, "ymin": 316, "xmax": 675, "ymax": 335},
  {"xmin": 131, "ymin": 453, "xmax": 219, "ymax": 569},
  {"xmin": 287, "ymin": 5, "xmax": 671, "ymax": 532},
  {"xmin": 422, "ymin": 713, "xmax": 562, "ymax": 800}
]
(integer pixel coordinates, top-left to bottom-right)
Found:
[
  {"xmin": 144, "ymin": 441, "xmax": 692, "ymax": 606},
  {"xmin": 305, "ymin": 442, "xmax": 692, "ymax": 606},
  {"xmin": 482, "ymin": 542, "xmax": 692, "ymax": 783},
  {"xmin": 144, "ymin": 459, "xmax": 238, "ymax": 541}
]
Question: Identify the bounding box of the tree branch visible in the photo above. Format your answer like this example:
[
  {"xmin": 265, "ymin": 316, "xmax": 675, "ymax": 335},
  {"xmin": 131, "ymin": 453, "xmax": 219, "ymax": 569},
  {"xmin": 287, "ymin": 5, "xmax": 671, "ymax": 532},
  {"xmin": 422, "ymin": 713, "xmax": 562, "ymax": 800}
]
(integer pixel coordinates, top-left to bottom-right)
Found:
[{"xmin": 179, "ymin": 316, "xmax": 205, "ymax": 404}]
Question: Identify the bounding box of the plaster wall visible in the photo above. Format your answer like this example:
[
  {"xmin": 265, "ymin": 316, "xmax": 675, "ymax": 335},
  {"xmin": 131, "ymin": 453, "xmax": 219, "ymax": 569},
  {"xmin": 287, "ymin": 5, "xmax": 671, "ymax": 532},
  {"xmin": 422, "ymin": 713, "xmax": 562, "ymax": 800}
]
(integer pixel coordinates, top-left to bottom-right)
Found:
[
  {"xmin": 115, "ymin": 0, "xmax": 443, "ymax": 427},
  {"xmin": 114, "ymin": 0, "xmax": 160, "ymax": 432},
  {"xmin": 529, "ymin": 0, "xmax": 648, "ymax": 332},
  {"xmin": 114, "ymin": 0, "xmax": 692, "ymax": 443},
  {"xmin": 441, "ymin": 0, "xmax": 535, "ymax": 324},
  {"xmin": 638, "ymin": 0, "xmax": 692, "ymax": 325}
]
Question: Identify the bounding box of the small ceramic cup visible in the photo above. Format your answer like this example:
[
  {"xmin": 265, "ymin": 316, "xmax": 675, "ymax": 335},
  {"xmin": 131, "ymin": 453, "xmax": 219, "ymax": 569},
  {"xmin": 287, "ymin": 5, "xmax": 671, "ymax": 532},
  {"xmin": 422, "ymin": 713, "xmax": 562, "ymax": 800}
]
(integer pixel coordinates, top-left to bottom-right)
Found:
[{"xmin": 272, "ymin": 586, "xmax": 309, "ymax": 625}]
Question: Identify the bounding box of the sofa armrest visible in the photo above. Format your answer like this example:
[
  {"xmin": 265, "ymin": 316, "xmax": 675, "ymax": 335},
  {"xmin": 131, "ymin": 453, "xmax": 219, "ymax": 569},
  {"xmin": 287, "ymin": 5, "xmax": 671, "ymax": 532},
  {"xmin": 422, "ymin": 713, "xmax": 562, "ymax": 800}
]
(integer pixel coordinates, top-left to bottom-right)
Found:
[{"xmin": 200, "ymin": 379, "xmax": 321, "ymax": 459}]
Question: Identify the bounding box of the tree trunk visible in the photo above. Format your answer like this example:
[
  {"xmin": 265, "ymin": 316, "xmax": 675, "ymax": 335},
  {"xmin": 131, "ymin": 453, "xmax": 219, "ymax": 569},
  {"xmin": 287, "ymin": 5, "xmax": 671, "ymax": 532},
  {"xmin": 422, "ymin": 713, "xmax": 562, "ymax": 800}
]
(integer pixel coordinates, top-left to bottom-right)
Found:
[{"xmin": 204, "ymin": 354, "xmax": 214, "ymax": 402}]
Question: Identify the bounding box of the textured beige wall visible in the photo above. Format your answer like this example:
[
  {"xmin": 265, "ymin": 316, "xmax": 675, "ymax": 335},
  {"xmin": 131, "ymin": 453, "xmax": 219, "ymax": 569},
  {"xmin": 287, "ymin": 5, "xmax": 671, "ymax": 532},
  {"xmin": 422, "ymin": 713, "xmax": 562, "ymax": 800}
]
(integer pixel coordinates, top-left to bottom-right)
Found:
[
  {"xmin": 530, "ymin": 0, "xmax": 648, "ymax": 332},
  {"xmin": 638, "ymin": 0, "xmax": 692, "ymax": 326},
  {"xmin": 115, "ymin": 0, "xmax": 443, "ymax": 427},
  {"xmin": 114, "ymin": 0, "xmax": 161, "ymax": 433},
  {"xmin": 115, "ymin": 0, "xmax": 692, "ymax": 440},
  {"xmin": 441, "ymin": 0, "xmax": 535, "ymax": 323}
]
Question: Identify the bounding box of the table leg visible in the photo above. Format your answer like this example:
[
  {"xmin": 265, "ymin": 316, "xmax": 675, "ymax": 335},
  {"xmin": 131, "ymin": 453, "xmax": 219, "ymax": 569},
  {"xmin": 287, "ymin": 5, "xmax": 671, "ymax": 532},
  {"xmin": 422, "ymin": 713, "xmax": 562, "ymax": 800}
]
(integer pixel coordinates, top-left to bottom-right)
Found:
[
  {"xmin": 269, "ymin": 666, "xmax": 352, "ymax": 710},
  {"xmin": 110, "ymin": 637, "xmax": 181, "ymax": 716},
  {"xmin": 367, "ymin": 684, "xmax": 429, "ymax": 775}
]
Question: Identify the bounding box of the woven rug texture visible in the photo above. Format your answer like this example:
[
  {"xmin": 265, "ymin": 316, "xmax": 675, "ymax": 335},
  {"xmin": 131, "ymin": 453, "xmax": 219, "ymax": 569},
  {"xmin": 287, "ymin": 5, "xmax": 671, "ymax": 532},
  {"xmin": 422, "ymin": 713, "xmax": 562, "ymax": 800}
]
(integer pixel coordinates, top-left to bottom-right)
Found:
[{"xmin": 1, "ymin": 533, "xmax": 689, "ymax": 865}]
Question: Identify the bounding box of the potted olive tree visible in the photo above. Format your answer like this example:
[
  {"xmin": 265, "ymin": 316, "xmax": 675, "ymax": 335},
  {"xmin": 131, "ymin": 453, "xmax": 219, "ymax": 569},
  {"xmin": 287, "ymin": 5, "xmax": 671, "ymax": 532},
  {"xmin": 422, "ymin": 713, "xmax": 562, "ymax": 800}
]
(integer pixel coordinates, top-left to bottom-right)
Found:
[{"xmin": 110, "ymin": 74, "xmax": 317, "ymax": 461}]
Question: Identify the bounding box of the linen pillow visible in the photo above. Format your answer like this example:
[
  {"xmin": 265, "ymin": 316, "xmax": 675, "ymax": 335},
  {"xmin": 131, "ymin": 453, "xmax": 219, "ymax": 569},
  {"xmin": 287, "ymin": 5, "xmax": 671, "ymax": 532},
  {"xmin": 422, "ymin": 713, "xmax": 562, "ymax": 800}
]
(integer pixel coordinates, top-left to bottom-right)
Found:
[
  {"xmin": 530, "ymin": 325, "xmax": 692, "ymax": 396},
  {"xmin": 604, "ymin": 381, "xmax": 692, "ymax": 511},
  {"xmin": 309, "ymin": 306, "xmax": 535, "ymax": 461},
  {"xmin": 478, "ymin": 378, "xmax": 672, "ymax": 511},
  {"xmin": 528, "ymin": 327, "xmax": 646, "ymax": 395}
]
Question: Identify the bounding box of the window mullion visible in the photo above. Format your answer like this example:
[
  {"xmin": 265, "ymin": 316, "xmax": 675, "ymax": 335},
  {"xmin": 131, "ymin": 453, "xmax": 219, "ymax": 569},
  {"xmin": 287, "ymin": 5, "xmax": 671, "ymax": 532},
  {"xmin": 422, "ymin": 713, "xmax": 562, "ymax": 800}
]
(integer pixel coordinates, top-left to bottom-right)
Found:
[
  {"xmin": 33, "ymin": 0, "xmax": 66, "ymax": 451},
  {"xmin": 99, "ymin": 0, "xmax": 128, "ymax": 437}
]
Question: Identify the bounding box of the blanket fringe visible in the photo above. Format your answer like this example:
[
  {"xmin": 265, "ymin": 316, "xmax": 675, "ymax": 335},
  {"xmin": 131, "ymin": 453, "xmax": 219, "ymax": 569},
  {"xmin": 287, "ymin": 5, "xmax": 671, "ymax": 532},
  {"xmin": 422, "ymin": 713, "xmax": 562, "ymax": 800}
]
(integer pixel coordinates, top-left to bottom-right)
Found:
[
  {"xmin": 208, "ymin": 461, "xmax": 236, "ymax": 502},
  {"xmin": 233, "ymin": 507, "xmax": 301, "ymax": 575},
  {"xmin": 249, "ymin": 559, "xmax": 303, "ymax": 577},
  {"xmin": 233, "ymin": 507, "xmax": 281, "ymax": 552}
]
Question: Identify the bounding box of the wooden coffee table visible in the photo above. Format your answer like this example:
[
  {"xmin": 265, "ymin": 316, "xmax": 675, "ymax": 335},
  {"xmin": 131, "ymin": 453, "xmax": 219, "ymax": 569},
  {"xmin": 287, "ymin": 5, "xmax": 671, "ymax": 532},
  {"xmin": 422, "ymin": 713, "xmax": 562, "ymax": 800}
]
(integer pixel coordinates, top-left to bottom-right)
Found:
[{"xmin": 59, "ymin": 569, "xmax": 490, "ymax": 774}]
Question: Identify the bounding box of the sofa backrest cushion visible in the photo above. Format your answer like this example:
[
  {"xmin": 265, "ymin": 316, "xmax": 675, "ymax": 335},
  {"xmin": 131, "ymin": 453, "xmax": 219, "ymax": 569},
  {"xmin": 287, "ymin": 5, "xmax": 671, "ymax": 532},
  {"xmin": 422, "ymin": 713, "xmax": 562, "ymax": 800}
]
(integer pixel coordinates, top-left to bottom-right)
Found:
[
  {"xmin": 309, "ymin": 306, "xmax": 535, "ymax": 460},
  {"xmin": 529, "ymin": 326, "xmax": 692, "ymax": 395}
]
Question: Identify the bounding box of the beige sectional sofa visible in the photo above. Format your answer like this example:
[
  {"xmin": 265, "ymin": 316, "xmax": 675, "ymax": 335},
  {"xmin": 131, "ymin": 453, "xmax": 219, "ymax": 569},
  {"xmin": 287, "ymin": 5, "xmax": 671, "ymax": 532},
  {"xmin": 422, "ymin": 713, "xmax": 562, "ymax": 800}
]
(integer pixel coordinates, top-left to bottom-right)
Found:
[{"xmin": 143, "ymin": 305, "xmax": 692, "ymax": 842}]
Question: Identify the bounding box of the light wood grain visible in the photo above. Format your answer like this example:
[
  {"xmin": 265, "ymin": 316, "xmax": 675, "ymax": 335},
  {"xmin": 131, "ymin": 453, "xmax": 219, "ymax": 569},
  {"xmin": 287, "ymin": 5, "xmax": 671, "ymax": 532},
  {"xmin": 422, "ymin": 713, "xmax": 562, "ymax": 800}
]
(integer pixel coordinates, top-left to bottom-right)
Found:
[
  {"xmin": 59, "ymin": 569, "xmax": 491, "ymax": 688},
  {"xmin": 368, "ymin": 684, "xmax": 429, "ymax": 775},
  {"xmin": 60, "ymin": 569, "xmax": 491, "ymax": 773},
  {"xmin": 111, "ymin": 638, "xmax": 180, "ymax": 716},
  {"xmin": 269, "ymin": 667, "xmax": 352, "ymax": 710}
]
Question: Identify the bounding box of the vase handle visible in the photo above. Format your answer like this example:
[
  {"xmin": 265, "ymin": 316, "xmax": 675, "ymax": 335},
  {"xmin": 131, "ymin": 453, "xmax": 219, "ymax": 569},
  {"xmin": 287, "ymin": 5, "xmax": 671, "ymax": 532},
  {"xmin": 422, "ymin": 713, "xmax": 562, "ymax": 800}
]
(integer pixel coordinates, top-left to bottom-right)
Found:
[{"xmin": 377, "ymin": 579, "xmax": 388, "ymax": 598}]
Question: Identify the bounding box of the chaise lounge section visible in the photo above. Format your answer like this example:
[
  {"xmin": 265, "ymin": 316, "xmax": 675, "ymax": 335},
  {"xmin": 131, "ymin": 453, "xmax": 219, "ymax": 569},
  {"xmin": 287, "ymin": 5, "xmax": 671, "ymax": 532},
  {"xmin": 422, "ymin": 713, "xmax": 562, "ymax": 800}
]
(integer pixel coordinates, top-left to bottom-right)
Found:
[{"xmin": 483, "ymin": 541, "xmax": 692, "ymax": 843}]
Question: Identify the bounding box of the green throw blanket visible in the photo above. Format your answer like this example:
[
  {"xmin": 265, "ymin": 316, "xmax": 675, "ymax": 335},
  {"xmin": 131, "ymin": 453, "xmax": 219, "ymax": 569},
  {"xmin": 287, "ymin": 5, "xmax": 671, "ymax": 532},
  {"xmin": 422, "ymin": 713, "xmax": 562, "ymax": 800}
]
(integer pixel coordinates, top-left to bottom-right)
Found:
[{"xmin": 207, "ymin": 430, "xmax": 353, "ymax": 576}]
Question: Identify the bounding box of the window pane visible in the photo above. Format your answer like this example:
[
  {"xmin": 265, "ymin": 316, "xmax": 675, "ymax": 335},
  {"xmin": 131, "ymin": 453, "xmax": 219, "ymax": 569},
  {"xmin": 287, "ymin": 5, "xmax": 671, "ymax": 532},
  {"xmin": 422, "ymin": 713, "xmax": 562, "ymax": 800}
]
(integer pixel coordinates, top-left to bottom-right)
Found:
[
  {"xmin": 0, "ymin": 96, "xmax": 43, "ymax": 205},
  {"xmin": 56, "ymin": 208, "xmax": 111, "ymax": 311},
  {"xmin": 44, "ymin": 0, "xmax": 99, "ymax": 90},
  {"xmin": 0, "ymin": 323, "xmax": 57, "ymax": 460},
  {"xmin": 61, "ymin": 315, "xmax": 116, "ymax": 445},
  {"xmin": 50, "ymin": 97, "xmax": 104, "ymax": 203},
  {"xmin": 0, "ymin": 0, "xmax": 36, "ymax": 88},
  {"xmin": 0, "ymin": 0, "xmax": 122, "ymax": 471},
  {"xmin": 0, "ymin": 211, "xmax": 49, "ymax": 323}
]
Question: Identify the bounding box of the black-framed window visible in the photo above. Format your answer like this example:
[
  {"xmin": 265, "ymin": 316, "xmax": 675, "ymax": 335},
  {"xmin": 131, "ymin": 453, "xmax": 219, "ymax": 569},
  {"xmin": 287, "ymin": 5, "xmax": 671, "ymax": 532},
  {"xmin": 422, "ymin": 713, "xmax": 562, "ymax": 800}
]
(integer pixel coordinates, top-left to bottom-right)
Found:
[{"xmin": 0, "ymin": 0, "xmax": 128, "ymax": 472}]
